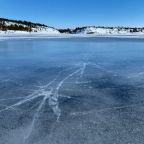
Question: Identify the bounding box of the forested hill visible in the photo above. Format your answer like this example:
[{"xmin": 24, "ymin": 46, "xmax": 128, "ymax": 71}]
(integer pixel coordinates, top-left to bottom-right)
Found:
[{"xmin": 0, "ymin": 18, "xmax": 60, "ymax": 34}]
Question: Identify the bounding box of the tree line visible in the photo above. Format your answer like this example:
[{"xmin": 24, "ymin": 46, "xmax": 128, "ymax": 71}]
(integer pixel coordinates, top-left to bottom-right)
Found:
[{"xmin": 0, "ymin": 18, "xmax": 48, "ymax": 32}]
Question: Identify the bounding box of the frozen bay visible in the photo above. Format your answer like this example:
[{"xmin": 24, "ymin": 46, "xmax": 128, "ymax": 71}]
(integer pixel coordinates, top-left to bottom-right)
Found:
[{"xmin": 0, "ymin": 37, "xmax": 144, "ymax": 144}]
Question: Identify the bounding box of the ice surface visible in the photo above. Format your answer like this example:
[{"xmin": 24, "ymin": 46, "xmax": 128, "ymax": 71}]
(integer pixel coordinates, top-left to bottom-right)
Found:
[{"xmin": 1, "ymin": 38, "xmax": 144, "ymax": 144}]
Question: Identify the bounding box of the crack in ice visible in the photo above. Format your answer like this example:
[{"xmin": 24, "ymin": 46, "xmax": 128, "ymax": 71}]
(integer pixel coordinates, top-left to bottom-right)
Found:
[
  {"xmin": 0, "ymin": 62, "xmax": 121, "ymax": 143},
  {"xmin": 49, "ymin": 68, "xmax": 82, "ymax": 121}
]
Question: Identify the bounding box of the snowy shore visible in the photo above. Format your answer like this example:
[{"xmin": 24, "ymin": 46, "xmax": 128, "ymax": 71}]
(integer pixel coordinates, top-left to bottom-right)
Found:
[{"xmin": 1, "ymin": 33, "xmax": 144, "ymax": 40}]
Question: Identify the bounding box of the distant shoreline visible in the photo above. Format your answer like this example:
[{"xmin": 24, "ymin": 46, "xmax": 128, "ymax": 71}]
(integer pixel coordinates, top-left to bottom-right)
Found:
[{"xmin": 1, "ymin": 34, "xmax": 144, "ymax": 40}]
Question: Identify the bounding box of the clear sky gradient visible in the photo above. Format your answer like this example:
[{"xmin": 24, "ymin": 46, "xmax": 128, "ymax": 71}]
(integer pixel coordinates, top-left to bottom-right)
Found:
[{"xmin": 0, "ymin": 0, "xmax": 144, "ymax": 28}]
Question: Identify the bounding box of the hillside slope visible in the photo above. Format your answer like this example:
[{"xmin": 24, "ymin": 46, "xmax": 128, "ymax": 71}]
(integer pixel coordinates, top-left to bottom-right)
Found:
[
  {"xmin": 60, "ymin": 26, "xmax": 144, "ymax": 35},
  {"xmin": 0, "ymin": 18, "xmax": 60, "ymax": 35}
]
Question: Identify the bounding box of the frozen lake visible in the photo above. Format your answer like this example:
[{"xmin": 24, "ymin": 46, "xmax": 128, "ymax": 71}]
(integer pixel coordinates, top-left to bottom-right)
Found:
[{"xmin": 1, "ymin": 37, "xmax": 144, "ymax": 144}]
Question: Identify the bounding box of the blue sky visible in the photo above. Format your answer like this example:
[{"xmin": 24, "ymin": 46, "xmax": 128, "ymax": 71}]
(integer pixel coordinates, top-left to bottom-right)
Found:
[{"xmin": 0, "ymin": 0, "xmax": 144, "ymax": 28}]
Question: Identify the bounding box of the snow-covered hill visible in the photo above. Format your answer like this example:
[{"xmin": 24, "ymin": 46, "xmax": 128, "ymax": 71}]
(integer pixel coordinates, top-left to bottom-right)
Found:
[
  {"xmin": 73, "ymin": 26, "xmax": 144, "ymax": 35},
  {"xmin": 71, "ymin": 26, "xmax": 144, "ymax": 35},
  {"xmin": 0, "ymin": 18, "xmax": 60, "ymax": 35}
]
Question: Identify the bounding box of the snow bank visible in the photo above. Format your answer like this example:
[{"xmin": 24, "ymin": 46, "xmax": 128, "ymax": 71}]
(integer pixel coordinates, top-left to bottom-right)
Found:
[{"xmin": 0, "ymin": 28, "xmax": 60, "ymax": 35}]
